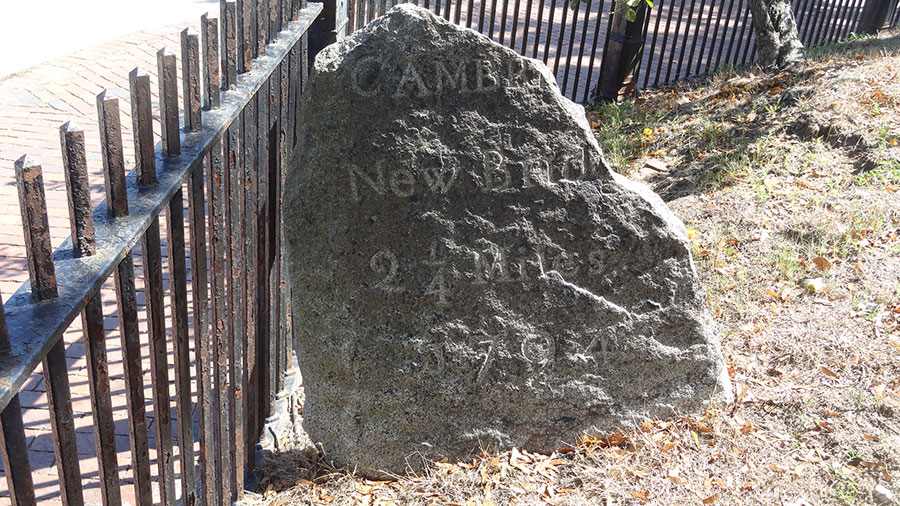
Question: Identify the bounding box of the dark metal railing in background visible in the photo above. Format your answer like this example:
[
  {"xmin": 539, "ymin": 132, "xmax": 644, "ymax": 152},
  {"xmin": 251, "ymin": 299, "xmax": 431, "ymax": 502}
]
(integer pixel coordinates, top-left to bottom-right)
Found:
[
  {"xmin": 0, "ymin": 1, "xmax": 322, "ymax": 505},
  {"xmin": 344, "ymin": 0, "xmax": 897, "ymax": 101}
]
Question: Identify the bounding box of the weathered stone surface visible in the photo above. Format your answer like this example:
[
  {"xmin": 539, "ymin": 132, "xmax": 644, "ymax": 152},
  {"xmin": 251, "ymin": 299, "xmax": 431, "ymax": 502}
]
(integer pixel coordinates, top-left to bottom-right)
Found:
[{"xmin": 285, "ymin": 4, "xmax": 732, "ymax": 475}]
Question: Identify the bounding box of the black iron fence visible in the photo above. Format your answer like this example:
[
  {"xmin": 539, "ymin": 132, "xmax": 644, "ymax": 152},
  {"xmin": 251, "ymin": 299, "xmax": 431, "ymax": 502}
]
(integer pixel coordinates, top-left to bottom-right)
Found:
[
  {"xmin": 0, "ymin": 1, "xmax": 320, "ymax": 505},
  {"xmin": 346, "ymin": 0, "xmax": 900, "ymax": 101}
]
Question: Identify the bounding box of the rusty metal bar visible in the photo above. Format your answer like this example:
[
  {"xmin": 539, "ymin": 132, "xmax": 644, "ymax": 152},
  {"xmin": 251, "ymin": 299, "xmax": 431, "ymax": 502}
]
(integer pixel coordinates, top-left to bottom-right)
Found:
[
  {"xmin": 704, "ymin": 0, "xmax": 727, "ymax": 74},
  {"xmin": 356, "ymin": 0, "xmax": 366, "ymax": 30},
  {"xmin": 571, "ymin": 0, "xmax": 592, "ymax": 99},
  {"xmin": 150, "ymin": 46, "xmax": 180, "ymax": 506},
  {"xmin": 739, "ymin": 0, "xmax": 755, "ymax": 65},
  {"xmin": 796, "ymin": 0, "xmax": 815, "ymax": 41},
  {"xmin": 259, "ymin": 0, "xmax": 269, "ymax": 53},
  {"xmin": 62, "ymin": 120, "xmax": 122, "ymax": 506},
  {"xmin": 642, "ymin": 0, "xmax": 664, "ymax": 89},
  {"xmin": 176, "ymin": 27, "xmax": 202, "ymax": 506},
  {"xmin": 159, "ymin": 48, "xmax": 182, "ymax": 157},
  {"xmin": 0, "ymin": 273, "xmax": 35, "ymax": 506},
  {"xmin": 242, "ymin": 81, "xmax": 263, "ymax": 473},
  {"xmin": 560, "ymin": 0, "xmax": 581, "ymax": 96},
  {"xmin": 715, "ymin": 0, "xmax": 737, "ymax": 70},
  {"xmin": 274, "ymin": 61, "xmax": 289, "ymax": 401},
  {"xmin": 228, "ymin": 82, "xmax": 253, "ymax": 504},
  {"xmin": 540, "ymin": 0, "xmax": 554, "ymax": 62},
  {"xmin": 582, "ymin": 0, "xmax": 606, "ymax": 101},
  {"xmin": 724, "ymin": 0, "xmax": 743, "ymax": 65},
  {"xmin": 288, "ymin": 45, "xmax": 300, "ymax": 151},
  {"xmin": 241, "ymin": 0, "xmax": 254, "ymax": 72},
  {"xmin": 131, "ymin": 64, "xmax": 154, "ymax": 173},
  {"xmin": 221, "ymin": 117, "xmax": 240, "ymax": 506},
  {"xmin": 805, "ymin": 0, "xmax": 826, "ymax": 44},
  {"xmin": 676, "ymin": 0, "xmax": 699, "ymax": 81},
  {"xmin": 61, "ymin": 123, "xmax": 95, "ymax": 258},
  {"xmin": 0, "ymin": 392, "xmax": 35, "ymax": 506},
  {"xmin": 652, "ymin": 0, "xmax": 675, "ymax": 86},
  {"xmin": 662, "ymin": 0, "xmax": 686, "ymax": 83},
  {"xmin": 204, "ymin": 14, "xmax": 221, "ymax": 110},
  {"xmin": 270, "ymin": 0, "xmax": 280, "ymax": 42},
  {"xmin": 0, "ymin": 4, "xmax": 322, "ymax": 424},
  {"xmin": 842, "ymin": 0, "xmax": 863, "ymax": 38},
  {"xmin": 15, "ymin": 156, "xmax": 83, "ymax": 506},
  {"xmin": 251, "ymin": 0, "xmax": 260, "ymax": 57},
  {"xmin": 210, "ymin": 132, "xmax": 230, "ymax": 505},
  {"xmin": 486, "ymin": 0, "xmax": 496, "ymax": 38},
  {"xmin": 142, "ymin": 218, "xmax": 177, "ymax": 506},
  {"xmin": 17, "ymin": 158, "xmax": 57, "ymax": 301},
  {"xmin": 812, "ymin": 0, "xmax": 836, "ymax": 44},
  {"xmin": 269, "ymin": 74, "xmax": 282, "ymax": 406},
  {"xmin": 167, "ymin": 187, "xmax": 196, "ymax": 506},
  {"xmin": 828, "ymin": 0, "xmax": 851, "ymax": 41},
  {"xmin": 519, "ymin": 0, "xmax": 532, "ymax": 52},
  {"xmin": 183, "ymin": 29, "xmax": 203, "ymax": 132},
  {"xmin": 190, "ymin": 158, "xmax": 213, "ymax": 506},
  {"xmin": 123, "ymin": 68, "xmax": 156, "ymax": 506},
  {"xmin": 824, "ymin": 0, "xmax": 846, "ymax": 42},
  {"xmin": 224, "ymin": 1, "xmax": 239, "ymax": 89},
  {"xmin": 687, "ymin": 0, "xmax": 708, "ymax": 77}
]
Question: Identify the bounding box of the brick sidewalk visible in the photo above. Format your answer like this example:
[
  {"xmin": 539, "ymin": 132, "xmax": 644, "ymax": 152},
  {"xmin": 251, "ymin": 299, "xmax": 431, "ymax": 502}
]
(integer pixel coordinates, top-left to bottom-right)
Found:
[{"xmin": 0, "ymin": 17, "xmax": 205, "ymax": 506}]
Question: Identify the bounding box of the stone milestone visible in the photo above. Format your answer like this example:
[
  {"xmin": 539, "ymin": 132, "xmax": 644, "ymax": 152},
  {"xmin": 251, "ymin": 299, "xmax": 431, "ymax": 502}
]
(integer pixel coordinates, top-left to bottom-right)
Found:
[{"xmin": 285, "ymin": 4, "xmax": 732, "ymax": 475}]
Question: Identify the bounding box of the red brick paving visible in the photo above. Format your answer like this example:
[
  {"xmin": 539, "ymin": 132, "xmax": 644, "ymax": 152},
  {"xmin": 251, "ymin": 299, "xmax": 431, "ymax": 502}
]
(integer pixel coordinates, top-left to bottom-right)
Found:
[{"xmin": 0, "ymin": 16, "xmax": 205, "ymax": 506}]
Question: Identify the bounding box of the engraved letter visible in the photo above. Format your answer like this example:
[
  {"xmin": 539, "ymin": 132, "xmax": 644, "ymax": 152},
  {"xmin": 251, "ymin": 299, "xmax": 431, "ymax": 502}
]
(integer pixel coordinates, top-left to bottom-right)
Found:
[
  {"xmin": 389, "ymin": 167, "xmax": 416, "ymax": 197},
  {"xmin": 425, "ymin": 266, "xmax": 450, "ymax": 306},
  {"xmin": 473, "ymin": 244, "xmax": 510, "ymax": 284},
  {"xmin": 422, "ymin": 144, "xmax": 458, "ymax": 194},
  {"xmin": 521, "ymin": 334, "xmax": 555, "ymax": 367},
  {"xmin": 557, "ymin": 147, "xmax": 587, "ymax": 181},
  {"xmin": 482, "ymin": 150, "xmax": 510, "ymax": 192},
  {"xmin": 506, "ymin": 59, "xmax": 539, "ymax": 89},
  {"xmin": 393, "ymin": 62, "xmax": 430, "ymax": 100},
  {"xmin": 435, "ymin": 60, "xmax": 468, "ymax": 94},
  {"xmin": 348, "ymin": 163, "xmax": 386, "ymax": 201},
  {"xmin": 522, "ymin": 159, "xmax": 550, "ymax": 188},
  {"xmin": 474, "ymin": 60, "xmax": 498, "ymax": 91},
  {"xmin": 350, "ymin": 57, "xmax": 381, "ymax": 96},
  {"xmin": 370, "ymin": 249, "xmax": 403, "ymax": 292}
]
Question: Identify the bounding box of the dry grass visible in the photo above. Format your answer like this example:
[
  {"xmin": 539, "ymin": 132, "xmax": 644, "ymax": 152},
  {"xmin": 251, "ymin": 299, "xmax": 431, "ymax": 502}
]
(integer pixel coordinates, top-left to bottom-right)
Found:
[{"xmin": 243, "ymin": 31, "xmax": 900, "ymax": 506}]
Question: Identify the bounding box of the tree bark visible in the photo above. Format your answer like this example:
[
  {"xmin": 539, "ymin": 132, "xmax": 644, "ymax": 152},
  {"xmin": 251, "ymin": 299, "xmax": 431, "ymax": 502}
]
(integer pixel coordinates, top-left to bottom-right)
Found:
[{"xmin": 747, "ymin": 0, "xmax": 804, "ymax": 68}]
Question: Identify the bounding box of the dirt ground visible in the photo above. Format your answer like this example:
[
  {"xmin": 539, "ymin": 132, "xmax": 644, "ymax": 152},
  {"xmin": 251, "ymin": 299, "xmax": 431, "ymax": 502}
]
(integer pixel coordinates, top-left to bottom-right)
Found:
[{"xmin": 242, "ymin": 31, "xmax": 900, "ymax": 506}]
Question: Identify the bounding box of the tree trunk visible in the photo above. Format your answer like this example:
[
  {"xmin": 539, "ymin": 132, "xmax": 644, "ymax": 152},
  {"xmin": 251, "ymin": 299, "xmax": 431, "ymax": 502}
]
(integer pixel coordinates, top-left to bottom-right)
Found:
[{"xmin": 747, "ymin": 0, "xmax": 804, "ymax": 68}]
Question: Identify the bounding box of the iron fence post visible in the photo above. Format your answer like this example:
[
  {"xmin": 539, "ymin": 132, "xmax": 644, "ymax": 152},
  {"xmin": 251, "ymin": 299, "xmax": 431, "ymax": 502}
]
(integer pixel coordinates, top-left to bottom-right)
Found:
[{"xmin": 309, "ymin": 0, "xmax": 349, "ymax": 60}]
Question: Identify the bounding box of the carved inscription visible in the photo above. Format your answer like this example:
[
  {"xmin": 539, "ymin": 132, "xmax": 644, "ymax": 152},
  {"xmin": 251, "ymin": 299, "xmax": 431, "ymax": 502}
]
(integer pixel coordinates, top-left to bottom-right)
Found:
[
  {"xmin": 367, "ymin": 242, "xmax": 618, "ymax": 307},
  {"xmin": 350, "ymin": 57, "xmax": 540, "ymax": 100},
  {"xmin": 347, "ymin": 147, "xmax": 595, "ymax": 201}
]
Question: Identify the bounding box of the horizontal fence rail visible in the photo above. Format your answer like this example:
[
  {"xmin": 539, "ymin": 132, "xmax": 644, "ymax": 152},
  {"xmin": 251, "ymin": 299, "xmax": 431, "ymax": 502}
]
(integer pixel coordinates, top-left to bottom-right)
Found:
[
  {"xmin": 0, "ymin": 0, "xmax": 321, "ymax": 504},
  {"xmin": 346, "ymin": 0, "xmax": 896, "ymax": 101}
]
